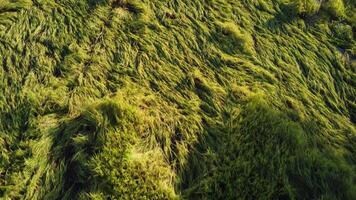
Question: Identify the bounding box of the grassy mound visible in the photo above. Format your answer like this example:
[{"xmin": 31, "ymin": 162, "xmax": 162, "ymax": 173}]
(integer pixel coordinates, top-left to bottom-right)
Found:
[{"xmin": 0, "ymin": 0, "xmax": 355, "ymax": 199}]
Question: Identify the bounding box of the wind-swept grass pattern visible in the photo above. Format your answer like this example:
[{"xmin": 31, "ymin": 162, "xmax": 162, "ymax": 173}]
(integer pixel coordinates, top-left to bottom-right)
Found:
[{"xmin": 0, "ymin": 0, "xmax": 355, "ymax": 199}]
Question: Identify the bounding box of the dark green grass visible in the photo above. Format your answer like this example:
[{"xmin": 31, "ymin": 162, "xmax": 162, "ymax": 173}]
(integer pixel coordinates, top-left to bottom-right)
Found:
[{"xmin": 0, "ymin": 0, "xmax": 355, "ymax": 199}]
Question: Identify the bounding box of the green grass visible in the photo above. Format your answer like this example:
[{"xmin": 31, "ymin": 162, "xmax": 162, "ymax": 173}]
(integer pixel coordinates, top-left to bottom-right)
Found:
[
  {"xmin": 0, "ymin": 0, "xmax": 355, "ymax": 199},
  {"xmin": 293, "ymin": 0, "xmax": 321, "ymax": 17},
  {"xmin": 323, "ymin": 0, "xmax": 346, "ymax": 18}
]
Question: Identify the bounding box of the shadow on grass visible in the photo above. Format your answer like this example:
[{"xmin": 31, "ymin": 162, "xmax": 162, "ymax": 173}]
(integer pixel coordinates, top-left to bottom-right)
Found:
[
  {"xmin": 264, "ymin": 3, "xmax": 298, "ymax": 31},
  {"xmin": 178, "ymin": 97, "xmax": 356, "ymax": 200},
  {"xmin": 48, "ymin": 101, "xmax": 125, "ymax": 198}
]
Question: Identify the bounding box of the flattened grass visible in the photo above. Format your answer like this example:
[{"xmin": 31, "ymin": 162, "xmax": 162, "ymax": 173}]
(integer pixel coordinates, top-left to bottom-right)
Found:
[{"xmin": 0, "ymin": 0, "xmax": 355, "ymax": 199}]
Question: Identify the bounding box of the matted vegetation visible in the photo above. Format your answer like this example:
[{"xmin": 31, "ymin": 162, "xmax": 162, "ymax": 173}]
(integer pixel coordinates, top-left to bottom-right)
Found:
[{"xmin": 0, "ymin": 0, "xmax": 355, "ymax": 199}]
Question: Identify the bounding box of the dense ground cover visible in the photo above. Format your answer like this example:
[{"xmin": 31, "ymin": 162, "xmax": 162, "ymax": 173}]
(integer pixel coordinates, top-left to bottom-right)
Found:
[{"xmin": 0, "ymin": 0, "xmax": 355, "ymax": 199}]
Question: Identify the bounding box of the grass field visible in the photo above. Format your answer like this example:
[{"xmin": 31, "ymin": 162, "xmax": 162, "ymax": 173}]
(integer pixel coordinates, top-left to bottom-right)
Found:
[{"xmin": 0, "ymin": 0, "xmax": 355, "ymax": 199}]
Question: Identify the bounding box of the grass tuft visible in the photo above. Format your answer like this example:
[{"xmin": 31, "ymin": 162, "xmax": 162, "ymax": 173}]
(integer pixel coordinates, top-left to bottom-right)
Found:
[
  {"xmin": 293, "ymin": 0, "xmax": 321, "ymax": 17},
  {"xmin": 322, "ymin": 0, "xmax": 346, "ymax": 18},
  {"xmin": 216, "ymin": 21, "xmax": 255, "ymax": 55}
]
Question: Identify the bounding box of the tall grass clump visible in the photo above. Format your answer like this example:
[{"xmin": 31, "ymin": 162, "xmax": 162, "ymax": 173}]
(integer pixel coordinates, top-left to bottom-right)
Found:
[
  {"xmin": 18, "ymin": 98, "xmax": 177, "ymax": 199},
  {"xmin": 322, "ymin": 0, "xmax": 346, "ymax": 18},
  {"xmin": 111, "ymin": 0, "xmax": 146, "ymax": 15},
  {"xmin": 293, "ymin": 0, "xmax": 321, "ymax": 16},
  {"xmin": 216, "ymin": 21, "xmax": 255, "ymax": 55}
]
